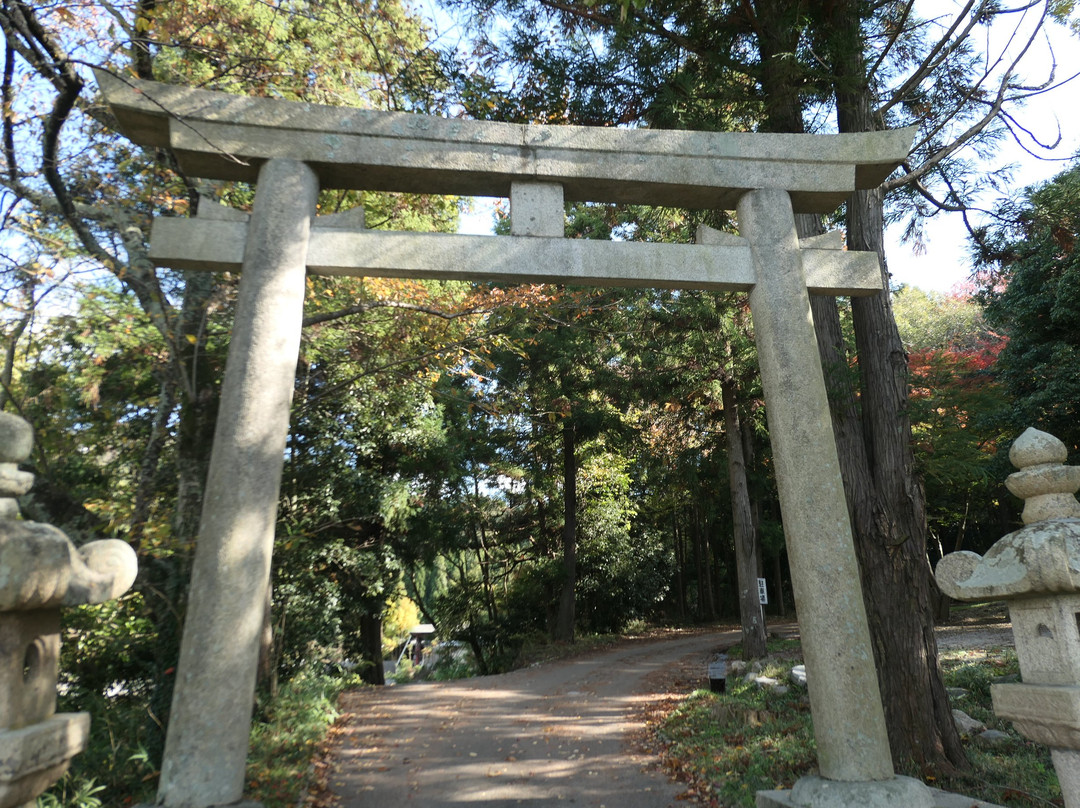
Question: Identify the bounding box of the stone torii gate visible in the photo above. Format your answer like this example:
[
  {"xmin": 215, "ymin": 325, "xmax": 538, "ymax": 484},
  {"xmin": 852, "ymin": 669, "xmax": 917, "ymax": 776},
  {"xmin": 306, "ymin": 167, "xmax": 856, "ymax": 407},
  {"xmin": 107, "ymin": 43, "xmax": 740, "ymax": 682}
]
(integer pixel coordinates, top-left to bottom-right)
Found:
[{"xmin": 98, "ymin": 73, "xmax": 936, "ymax": 808}]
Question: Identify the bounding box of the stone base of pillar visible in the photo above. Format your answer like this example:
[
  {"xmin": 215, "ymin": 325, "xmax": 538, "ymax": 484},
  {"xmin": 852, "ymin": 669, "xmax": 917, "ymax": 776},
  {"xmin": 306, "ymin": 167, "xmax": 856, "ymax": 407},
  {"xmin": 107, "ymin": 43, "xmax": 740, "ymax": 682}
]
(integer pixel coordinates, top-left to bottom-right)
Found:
[
  {"xmin": 135, "ymin": 802, "xmax": 263, "ymax": 808},
  {"xmin": 756, "ymin": 776, "xmax": 1000, "ymax": 808},
  {"xmin": 1051, "ymin": 749, "xmax": 1079, "ymax": 808}
]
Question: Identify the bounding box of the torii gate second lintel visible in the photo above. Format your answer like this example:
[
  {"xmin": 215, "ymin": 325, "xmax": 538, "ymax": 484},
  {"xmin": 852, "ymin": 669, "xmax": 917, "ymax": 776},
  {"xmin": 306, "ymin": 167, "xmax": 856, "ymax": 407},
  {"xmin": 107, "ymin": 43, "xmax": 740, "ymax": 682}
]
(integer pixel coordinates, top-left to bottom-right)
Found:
[
  {"xmin": 96, "ymin": 74, "xmax": 935, "ymax": 808},
  {"xmin": 149, "ymin": 205, "xmax": 883, "ymax": 296}
]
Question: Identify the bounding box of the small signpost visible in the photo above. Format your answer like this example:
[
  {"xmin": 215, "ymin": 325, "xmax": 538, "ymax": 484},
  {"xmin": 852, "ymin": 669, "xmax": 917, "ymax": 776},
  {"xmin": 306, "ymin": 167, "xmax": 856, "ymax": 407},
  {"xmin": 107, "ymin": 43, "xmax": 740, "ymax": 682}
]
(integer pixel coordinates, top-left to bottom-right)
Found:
[
  {"xmin": 708, "ymin": 654, "xmax": 729, "ymax": 693},
  {"xmin": 757, "ymin": 577, "xmax": 769, "ymax": 638}
]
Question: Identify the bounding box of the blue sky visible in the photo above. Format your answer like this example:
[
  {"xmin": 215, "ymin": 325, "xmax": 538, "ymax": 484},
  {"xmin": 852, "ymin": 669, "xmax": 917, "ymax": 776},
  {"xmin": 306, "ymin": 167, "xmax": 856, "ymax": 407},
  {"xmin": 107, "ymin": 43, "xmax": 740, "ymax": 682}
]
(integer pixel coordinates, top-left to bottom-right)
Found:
[{"xmin": 439, "ymin": 2, "xmax": 1080, "ymax": 295}]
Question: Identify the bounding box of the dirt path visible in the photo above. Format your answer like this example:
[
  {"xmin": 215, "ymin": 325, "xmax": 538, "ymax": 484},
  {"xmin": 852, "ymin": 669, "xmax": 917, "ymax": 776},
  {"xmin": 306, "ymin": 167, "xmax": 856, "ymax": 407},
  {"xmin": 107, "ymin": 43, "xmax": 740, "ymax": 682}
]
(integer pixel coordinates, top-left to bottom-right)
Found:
[
  {"xmin": 319, "ymin": 614, "xmax": 1012, "ymax": 807},
  {"xmin": 323, "ymin": 629, "xmax": 740, "ymax": 807}
]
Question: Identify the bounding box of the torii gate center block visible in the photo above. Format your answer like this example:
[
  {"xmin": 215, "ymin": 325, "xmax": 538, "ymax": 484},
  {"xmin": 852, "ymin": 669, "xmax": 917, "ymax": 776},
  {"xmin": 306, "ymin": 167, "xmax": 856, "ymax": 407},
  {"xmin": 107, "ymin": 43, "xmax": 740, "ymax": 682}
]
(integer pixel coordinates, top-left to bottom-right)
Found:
[{"xmin": 98, "ymin": 71, "xmax": 912, "ymax": 299}]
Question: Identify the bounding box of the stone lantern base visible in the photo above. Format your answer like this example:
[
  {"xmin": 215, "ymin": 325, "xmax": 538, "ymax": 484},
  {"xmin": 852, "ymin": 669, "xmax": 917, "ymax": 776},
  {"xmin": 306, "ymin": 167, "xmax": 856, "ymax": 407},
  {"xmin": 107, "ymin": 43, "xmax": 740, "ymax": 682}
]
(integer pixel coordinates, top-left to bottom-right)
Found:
[
  {"xmin": 0, "ymin": 712, "xmax": 89, "ymax": 807},
  {"xmin": 757, "ymin": 779, "xmax": 1003, "ymax": 808}
]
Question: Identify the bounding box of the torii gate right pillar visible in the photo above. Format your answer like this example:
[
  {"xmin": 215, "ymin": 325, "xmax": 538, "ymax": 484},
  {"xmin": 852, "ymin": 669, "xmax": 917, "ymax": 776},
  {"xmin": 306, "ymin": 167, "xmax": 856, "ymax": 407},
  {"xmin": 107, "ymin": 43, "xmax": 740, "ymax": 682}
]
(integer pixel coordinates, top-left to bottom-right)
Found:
[{"xmin": 737, "ymin": 189, "xmax": 932, "ymax": 807}]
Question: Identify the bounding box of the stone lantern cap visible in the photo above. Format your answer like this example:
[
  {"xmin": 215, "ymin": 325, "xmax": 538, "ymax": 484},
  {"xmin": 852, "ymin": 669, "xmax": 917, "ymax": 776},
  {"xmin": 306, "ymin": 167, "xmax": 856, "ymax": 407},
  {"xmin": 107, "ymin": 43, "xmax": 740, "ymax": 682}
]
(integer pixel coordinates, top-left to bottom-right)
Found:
[
  {"xmin": 936, "ymin": 428, "xmax": 1080, "ymax": 600},
  {"xmin": 0, "ymin": 412, "xmax": 137, "ymax": 610},
  {"xmin": 0, "ymin": 522, "xmax": 138, "ymax": 611}
]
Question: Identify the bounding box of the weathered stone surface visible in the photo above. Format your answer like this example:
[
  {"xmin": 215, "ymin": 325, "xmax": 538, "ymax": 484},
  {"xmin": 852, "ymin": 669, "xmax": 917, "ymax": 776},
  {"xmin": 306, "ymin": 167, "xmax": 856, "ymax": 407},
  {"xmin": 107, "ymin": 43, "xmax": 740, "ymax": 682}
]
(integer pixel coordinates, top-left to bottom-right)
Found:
[
  {"xmin": 757, "ymin": 786, "xmax": 1002, "ymax": 808},
  {"xmin": 0, "ymin": 521, "xmax": 138, "ymax": 611},
  {"xmin": 950, "ymin": 709, "xmax": 985, "ymax": 736},
  {"xmin": 314, "ymin": 205, "xmax": 364, "ymax": 229},
  {"xmin": 0, "ymin": 464, "xmax": 32, "ymax": 498},
  {"xmin": 1005, "ymin": 594, "xmax": 1080, "ymax": 685},
  {"xmin": 157, "ymin": 158, "xmax": 318, "ymax": 808},
  {"xmin": 737, "ymin": 188, "xmax": 892, "ymax": 783},
  {"xmin": 511, "ymin": 182, "xmax": 564, "ymax": 237},
  {"xmin": 935, "ymin": 521, "xmax": 1080, "ymax": 599},
  {"xmin": 96, "ymin": 72, "xmax": 916, "ymax": 214},
  {"xmin": 0, "ymin": 713, "xmax": 89, "ymax": 807},
  {"xmin": 1006, "ymin": 428, "xmax": 1080, "ymax": 524},
  {"xmin": 940, "ymin": 428, "xmax": 1080, "ymax": 808},
  {"xmin": 790, "ymin": 665, "xmax": 808, "ymax": 688},
  {"xmin": 1052, "ymin": 749, "xmax": 1080, "ymax": 808},
  {"xmin": 0, "ymin": 502, "xmax": 16, "ymax": 522},
  {"xmin": 993, "ymin": 682, "xmax": 1080, "ymax": 747},
  {"xmin": 195, "ymin": 195, "xmax": 250, "ymax": 222},
  {"xmin": 1010, "ymin": 427, "xmax": 1069, "ymax": 472},
  {"xmin": 0, "ymin": 413, "xmax": 32, "ymax": 464},
  {"xmin": 0, "ymin": 610, "xmax": 59, "ymax": 730},
  {"xmin": 149, "ymin": 217, "xmax": 886, "ymax": 297},
  {"xmin": 974, "ymin": 729, "xmax": 1010, "ymax": 748},
  {"xmin": 781, "ymin": 774, "xmax": 933, "ymax": 808}
]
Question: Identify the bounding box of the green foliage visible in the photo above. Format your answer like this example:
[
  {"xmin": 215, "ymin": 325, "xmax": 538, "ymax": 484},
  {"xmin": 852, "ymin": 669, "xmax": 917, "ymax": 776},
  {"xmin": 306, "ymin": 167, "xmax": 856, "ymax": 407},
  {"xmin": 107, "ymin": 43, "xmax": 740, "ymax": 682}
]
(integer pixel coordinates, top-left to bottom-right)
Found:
[
  {"xmin": 59, "ymin": 595, "xmax": 158, "ymax": 700},
  {"xmin": 36, "ymin": 778, "xmax": 106, "ymax": 808},
  {"xmin": 45, "ymin": 688, "xmax": 160, "ymax": 808},
  {"xmin": 980, "ymin": 162, "xmax": 1080, "ymax": 454},
  {"xmin": 900, "ymin": 285, "xmax": 1013, "ymax": 555},
  {"xmin": 246, "ymin": 668, "xmax": 361, "ymax": 808},
  {"xmin": 893, "ymin": 286, "xmax": 996, "ymax": 354}
]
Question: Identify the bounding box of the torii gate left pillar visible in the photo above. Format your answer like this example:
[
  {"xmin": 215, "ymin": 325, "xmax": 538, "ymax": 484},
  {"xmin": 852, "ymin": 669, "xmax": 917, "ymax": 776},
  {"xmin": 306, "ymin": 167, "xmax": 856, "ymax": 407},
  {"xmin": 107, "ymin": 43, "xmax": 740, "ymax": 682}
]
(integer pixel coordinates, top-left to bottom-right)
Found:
[
  {"xmin": 157, "ymin": 158, "xmax": 318, "ymax": 806},
  {"xmin": 96, "ymin": 73, "xmax": 939, "ymax": 808}
]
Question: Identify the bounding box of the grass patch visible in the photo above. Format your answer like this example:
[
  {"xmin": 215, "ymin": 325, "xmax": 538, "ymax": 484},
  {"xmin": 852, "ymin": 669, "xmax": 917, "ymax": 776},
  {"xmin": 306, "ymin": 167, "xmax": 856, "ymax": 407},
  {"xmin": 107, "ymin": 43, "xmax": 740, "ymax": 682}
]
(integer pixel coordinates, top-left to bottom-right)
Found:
[
  {"xmin": 656, "ymin": 646, "xmax": 1062, "ymax": 808},
  {"xmin": 933, "ymin": 647, "xmax": 1060, "ymax": 807},
  {"xmin": 245, "ymin": 668, "xmax": 362, "ymax": 808},
  {"xmin": 657, "ymin": 658, "xmax": 815, "ymax": 806}
]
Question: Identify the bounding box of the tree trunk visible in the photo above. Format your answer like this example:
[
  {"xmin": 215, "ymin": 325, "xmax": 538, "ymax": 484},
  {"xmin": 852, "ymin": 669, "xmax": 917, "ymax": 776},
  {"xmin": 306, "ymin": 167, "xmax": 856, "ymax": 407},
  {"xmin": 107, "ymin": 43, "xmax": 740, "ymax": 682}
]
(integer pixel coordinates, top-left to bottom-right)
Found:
[
  {"xmin": 132, "ymin": 378, "xmax": 176, "ymax": 546},
  {"xmin": 257, "ymin": 583, "xmax": 277, "ymax": 695},
  {"xmin": 673, "ymin": 517, "xmax": 686, "ymax": 619},
  {"xmin": 820, "ymin": 6, "xmax": 968, "ymax": 771},
  {"xmin": 553, "ymin": 415, "xmax": 576, "ymax": 642},
  {"xmin": 721, "ymin": 371, "xmax": 767, "ymax": 658},
  {"xmin": 359, "ymin": 612, "xmax": 385, "ymax": 685},
  {"xmin": 771, "ymin": 551, "xmax": 786, "ymax": 618},
  {"xmin": 691, "ymin": 503, "xmax": 706, "ymax": 618},
  {"xmin": 823, "ymin": 189, "xmax": 967, "ymax": 773}
]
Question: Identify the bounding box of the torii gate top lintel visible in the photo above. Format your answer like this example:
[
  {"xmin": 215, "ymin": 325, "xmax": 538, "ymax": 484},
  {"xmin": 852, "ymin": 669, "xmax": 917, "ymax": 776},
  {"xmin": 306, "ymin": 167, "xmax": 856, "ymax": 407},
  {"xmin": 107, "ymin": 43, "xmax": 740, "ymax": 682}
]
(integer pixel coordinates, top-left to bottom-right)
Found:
[
  {"xmin": 97, "ymin": 72, "xmax": 913, "ymax": 215},
  {"xmin": 99, "ymin": 72, "xmax": 942, "ymax": 808}
]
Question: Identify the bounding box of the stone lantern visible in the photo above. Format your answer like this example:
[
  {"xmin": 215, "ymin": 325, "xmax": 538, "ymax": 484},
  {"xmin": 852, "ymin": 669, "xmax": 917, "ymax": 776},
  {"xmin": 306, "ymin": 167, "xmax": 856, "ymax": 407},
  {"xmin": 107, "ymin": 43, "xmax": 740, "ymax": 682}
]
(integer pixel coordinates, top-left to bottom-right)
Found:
[
  {"xmin": 0, "ymin": 413, "xmax": 138, "ymax": 807},
  {"xmin": 936, "ymin": 427, "xmax": 1080, "ymax": 808}
]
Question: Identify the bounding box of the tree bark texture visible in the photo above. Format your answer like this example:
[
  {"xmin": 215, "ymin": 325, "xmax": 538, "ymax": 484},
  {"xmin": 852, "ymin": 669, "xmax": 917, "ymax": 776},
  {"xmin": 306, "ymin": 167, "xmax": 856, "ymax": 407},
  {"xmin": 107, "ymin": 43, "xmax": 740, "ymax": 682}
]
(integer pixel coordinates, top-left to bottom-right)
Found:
[
  {"xmin": 807, "ymin": 1, "xmax": 966, "ymax": 770},
  {"xmin": 721, "ymin": 371, "xmax": 767, "ymax": 659},
  {"xmin": 359, "ymin": 612, "xmax": 386, "ymax": 686},
  {"xmin": 554, "ymin": 415, "xmax": 577, "ymax": 642},
  {"xmin": 819, "ymin": 187, "xmax": 967, "ymax": 773}
]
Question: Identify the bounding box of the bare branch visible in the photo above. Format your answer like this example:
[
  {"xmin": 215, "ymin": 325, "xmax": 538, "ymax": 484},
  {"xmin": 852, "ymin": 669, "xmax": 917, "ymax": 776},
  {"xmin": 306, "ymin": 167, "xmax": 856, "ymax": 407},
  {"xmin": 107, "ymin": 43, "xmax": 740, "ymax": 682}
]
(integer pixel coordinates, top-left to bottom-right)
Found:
[
  {"xmin": 302, "ymin": 299, "xmax": 487, "ymax": 328},
  {"xmin": 885, "ymin": 2, "xmax": 1053, "ymax": 192},
  {"xmin": 866, "ymin": 0, "xmax": 916, "ymax": 80},
  {"xmin": 876, "ymin": 0, "xmax": 981, "ymax": 120}
]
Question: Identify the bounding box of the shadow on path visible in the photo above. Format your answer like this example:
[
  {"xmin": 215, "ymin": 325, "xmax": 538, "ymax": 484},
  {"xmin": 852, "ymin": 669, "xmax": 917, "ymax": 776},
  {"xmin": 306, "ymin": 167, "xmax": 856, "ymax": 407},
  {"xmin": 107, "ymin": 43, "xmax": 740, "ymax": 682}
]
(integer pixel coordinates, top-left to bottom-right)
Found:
[{"xmin": 324, "ymin": 630, "xmax": 740, "ymax": 807}]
